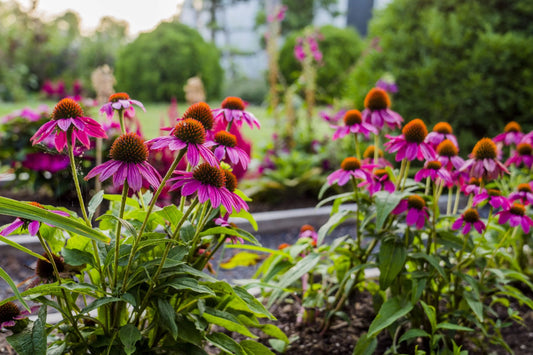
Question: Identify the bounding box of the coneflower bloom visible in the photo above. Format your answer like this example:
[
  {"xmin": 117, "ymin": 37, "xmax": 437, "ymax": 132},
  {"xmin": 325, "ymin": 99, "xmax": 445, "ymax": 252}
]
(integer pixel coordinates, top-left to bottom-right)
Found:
[
  {"xmin": 392, "ymin": 195, "xmax": 429, "ymax": 229},
  {"xmin": 212, "ymin": 97, "xmax": 260, "ymax": 129},
  {"xmin": 414, "ymin": 160, "xmax": 453, "ymax": 185},
  {"xmin": 505, "ymin": 142, "xmax": 533, "ymax": 169},
  {"xmin": 85, "ymin": 133, "xmax": 161, "ymax": 192},
  {"xmin": 384, "ymin": 119, "xmax": 436, "ymax": 162},
  {"xmin": 221, "ymin": 169, "xmax": 248, "ymax": 212},
  {"xmin": 361, "ymin": 88, "xmax": 403, "ymax": 131},
  {"xmin": 436, "ymin": 139, "xmax": 464, "ymax": 171},
  {"xmin": 362, "ymin": 145, "xmax": 392, "ymax": 167},
  {"xmin": 31, "ymin": 98, "xmax": 107, "ymax": 152},
  {"xmin": 452, "ymin": 208, "xmax": 486, "ymax": 234},
  {"xmin": 147, "ymin": 119, "xmax": 218, "ymax": 167},
  {"xmin": 509, "ymin": 183, "xmax": 533, "ymax": 205},
  {"xmin": 496, "ymin": 203, "xmax": 533, "ymax": 233},
  {"xmin": 460, "ymin": 138, "xmax": 508, "ymax": 180},
  {"xmin": 473, "ymin": 188, "xmax": 510, "ymax": 210},
  {"xmin": 359, "ymin": 168, "xmax": 395, "ymax": 196},
  {"xmin": 331, "ymin": 109, "xmax": 377, "ymax": 140},
  {"xmin": 213, "ymin": 131, "xmax": 250, "ymax": 169},
  {"xmin": 0, "ymin": 302, "xmax": 39, "ymax": 330},
  {"xmin": 461, "ymin": 177, "xmax": 483, "ymax": 196},
  {"xmin": 425, "ymin": 122, "xmax": 458, "ymax": 149},
  {"xmin": 493, "ymin": 121, "xmax": 524, "ymax": 146},
  {"xmin": 168, "ymin": 163, "xmax": 241, "ymax": 212},
  {"xmin": 299, "ymin": 224, "xmax": 318, "ymax": 247},
  {"xmin": 100, "ymin": 92, "xmax": 145, "ymax": 119},
  {"xmin": 0, "ymin": 202, "xmax": 69, "ymax": 237},
  {"xmin": 327, "ymin": 157, "xmax": 373, "ymax": 186},
  {"xmin": 183, "ymin": 102, "xmax": 215, "ymax": 131}
]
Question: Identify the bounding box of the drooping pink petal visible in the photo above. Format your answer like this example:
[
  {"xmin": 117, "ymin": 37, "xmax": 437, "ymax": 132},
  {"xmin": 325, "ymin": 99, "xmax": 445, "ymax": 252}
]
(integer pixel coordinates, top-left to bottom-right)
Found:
[
  {"xmin": 0, "ymin": 219, "xmax": 24, "ymax": 236},
  {"xmin": 28, "ymin": 220, "xmax": 40, "ymax": 236}
]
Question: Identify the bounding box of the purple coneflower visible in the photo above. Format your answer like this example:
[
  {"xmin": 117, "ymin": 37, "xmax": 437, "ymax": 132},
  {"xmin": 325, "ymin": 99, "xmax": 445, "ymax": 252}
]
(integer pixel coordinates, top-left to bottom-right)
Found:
[
  {"xmin": 473, "ymin": 188, "xmax": 510, "ymax": 210},
  {"xmin": 493, "ymin": 121, "xmax": 524, "ymax": 146},
  {"xmin": 31, "ymin": 98, "xmax": 107, "ymax": 152},
  {"xmin": 327, "ymin": 157, "xmax": 373, "ymax": 186},
  {"xmin": 100, "ymin": 92, "xmax": 145, "ymax": 119},
  {"xmin": 509, "ymin": 183, "xmax": 533, "ymax": 205},
  {"xmin": 461, "ymin": 177, "xmax": 483, "ymax": 196},
  {"xmin": 0, "ymin": 202, "xmax": 69, "ymax": 236},
  {"xmin": 213, "ymin": 131, "xmax": 250, "ymax": 169},
  {"xmin": 361, "ymin": 88, "xmax": 403, "ymax": 131},
  {"xmin": 384, "ymin": 119, "xmax": 436, "ymax": 162},
  {"xmin": 460, "ymin": 138, "xmax": 508, "ymax": 181},
  {"xmin": 414, "ymin": 160, "xmax": 453, "ymax": 185},
  {"xmin": 0, "ymin": 302, "xmax": 39, "ymax": 330},
  {"xmin": 361, "ymin": 146, "xmax": 392, "ymax": 168},
  {"xmin": 359, "ymin": 168, "xmax": 395, "ymax": 196},
  {"xmin": 212, "ymin": 97, "xmax": 260, "ymax": 129},
  {"xmin": 425, "ymin": 122, "xmax": 458, "ymax": 149},
  {"xmin": 221, "ymin": 169, "xmax": 248, "ymax": 212},
  {"xmin": 183, "ymin": 102, "xmax": 215, "ymax": 131},
  {"xmin": 436, "ymin": 139, "xmax": 464, "ymax": 171},
  {"xmin": 505, "ymin": 142, "xmax": 533, "ymax": 169},
  {"xmin": 452, "ymin": 208, "xmax": 486, "ymax": 234},
  {"xmin": 496, "ymin": 203, "xmax": 533, "ymax": 233},
  {"xmin": 147, "ymin": 119, "xmax": 218, "ymax": 167},
  {"xmin": 85, "ymin": 132, "xmax": 161, "ymax": 192},
  {"xmin": 392, "ymin": 195, "xmax": 429, "ymax": 230},
  {"xmin": 331, "ymin": 109, "xmax": 377, "ymax": 140}
]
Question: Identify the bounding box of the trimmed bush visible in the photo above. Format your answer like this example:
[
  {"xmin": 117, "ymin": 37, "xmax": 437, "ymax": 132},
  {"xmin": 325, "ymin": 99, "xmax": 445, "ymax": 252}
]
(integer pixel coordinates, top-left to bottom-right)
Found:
[{"xmin": 115, "ymin": 21, "xmax": 223, "ymax": 101}]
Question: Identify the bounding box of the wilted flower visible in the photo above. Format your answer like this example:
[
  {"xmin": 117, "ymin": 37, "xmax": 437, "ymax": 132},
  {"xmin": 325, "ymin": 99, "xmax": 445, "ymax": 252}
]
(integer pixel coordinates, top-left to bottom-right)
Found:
[{"xmin": 0, "ymin": 302, "xmax": 39, "ymax": 331}]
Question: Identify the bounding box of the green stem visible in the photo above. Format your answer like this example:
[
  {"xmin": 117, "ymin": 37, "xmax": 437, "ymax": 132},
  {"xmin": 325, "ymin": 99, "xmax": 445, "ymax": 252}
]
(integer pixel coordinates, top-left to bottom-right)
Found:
[
  {"xmin": 480, "ymin": 226, "xmax": 518, "ymax": 285},
  {"xmin": 351, "ymin": 177, "xmax": 361, "ymax": 250},
  {"xmin": 118, "ymin": 109, "xmax": 126, "ymax": 135},
  {"xmin": 395, "ymin": 159, "xmax": 407, "ymax": 190},
  {"xmin": 425, "ymin": 177, "xmax": 431, "ymax": 196},
  {"xmin": 373, "ymin": 134, "xmax": 380, "ymax": 169},
  {"xmin": 446, "ymin": 186, "xmax": 453, "ymax": 216},
  {"xmin": 68, "ymin": 142, "xmax": 91, "ymax": 226},
  {"xmin": 401, "ymin": 160, "xmax": 411, "ymax": 191},
  {"xmin": 452, "ymin": 185, "xmax": 461, "ymax": 215},
  {"xmin": 353, "ymin": 134, "xmax": 361, "ymax": 160},
  {"xmin": 111, "ymin": 181, "xmax": 129, "ymax": 290}
]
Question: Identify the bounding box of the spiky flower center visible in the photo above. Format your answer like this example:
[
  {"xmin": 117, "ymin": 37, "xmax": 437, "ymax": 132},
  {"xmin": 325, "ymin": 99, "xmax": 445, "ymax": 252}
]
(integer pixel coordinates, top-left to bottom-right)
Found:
[
  {"xmin": 463, "ymin": 208, "xmax": 480, "ymax": 223},
  {"xmin": 468, "ymin": 177, "xmax": 481, "ymax": 186},
  {"xmin": 221, "ymin": 97, "xmax": 245, "ymax": 111},
  {"xmin": 488, "ymin": 189, "xmax": 502, "ymax": 197},
  {"xmin": 109, "ymin": 133, "xmax": 148, "ymax": 164},
  {"xmin": 437, "ymin": 140, "xmax": 458, "ymax": 157},
  {"xmin": 364, "ymin": 88, "xmax": 390, "ymax": 110},
  {"xmin": 173, "ymin": 119, "xmax": 206, "ymax": 145},
  {"xmin": 472, "ymin": 138, "xmax": 497, "ymax": 160},
  {"xmin": 363, "ymin": 145, "xmax": 383, "ymax": 159},
  {"xmin": 374, "ymin": 169, "xmax": 388, "ymax": 178},
  {"xmin": 300, "ymin": 224, "xmax": 315, "ymax": 233},
  {"xmin": 222, "ymin": 169, "xmax": 237, "ymax": 192},
  {"xmin": 504, "ymin": 121, "xmax": 521, "ymax": 133},
  {"xmin": 0, "ymin": 302, "xmax": 20, "ymax": 324},
  {"xmin": 193, "ymin": 163, "xmax": 225, "ymax": 188},
  {"xmin": 109, "ymin": 92, "xmax": 130, "ymax": 102},
  {"xmin": 215, "ymin": 131, "xmax": 237, "ymax": 148},
  {"xmin": 433, "ymin": 122, "xmax": 453, "ymax": 134},
  {"xmin": 518, "ymin": 183, "xmax": 532, "ymax": 193},
  {"xmin": 52, "ymin": 98, "xmax": 83, "ymax": 120},
  {"xmin": 407, "ymin": 195, "xmax": 425, "ymax": 210},
  {"xmin": 510, "ymin": 203, "xmax": 526, "ymax": 216},
  {"xmin": 36, "ymin": 253, "xmax": 65, "ymax": 279},
  {"xmin": 517, "ymin": 143, "xmax": 533, "ymax": 156},
  {"xmin": 341, "ymin": 157, "xmax": 361, "ymax": 171},
  {"xmin": 183, "ymin": 102, "xmax": 214, "ymax": 130},
  {"xmin": 402, "ymin": 119, "xmax": 428, "ymax": 144},
  {"xmin": 343, "ymin": 110, "xmax": 362, "ymax": 126},
  {"xmin": 426, "ymin": 161, "xmax": 442, "ymax": 170}
]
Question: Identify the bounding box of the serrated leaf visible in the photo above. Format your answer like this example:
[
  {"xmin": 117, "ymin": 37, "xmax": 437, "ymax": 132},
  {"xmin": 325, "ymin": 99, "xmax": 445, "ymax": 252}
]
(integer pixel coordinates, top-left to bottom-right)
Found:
[
  {"xmin": 61, "ymin": 247, "xmax": 95, "ymax": 267},
  {"xmin": 6, "ymin": 306, "xmax": 47, "ymax": 355},
  {"xmin": 119, "ymin": 324, "xmax": 142, "ymax": 355}
]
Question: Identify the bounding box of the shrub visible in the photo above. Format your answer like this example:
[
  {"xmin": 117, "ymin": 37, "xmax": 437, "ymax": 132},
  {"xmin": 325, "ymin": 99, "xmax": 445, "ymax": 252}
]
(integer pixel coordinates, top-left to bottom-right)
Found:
[
  {"xmin": 115, "ymin": 22, "xmax": 223, "ymax": 102},
  {"xmin": 279, "ymin": 25, "xmax": 364, "ymax": 103},
  {"xmin": 344, "ymin": 0, "xmax": 533, "ymax": 152}
]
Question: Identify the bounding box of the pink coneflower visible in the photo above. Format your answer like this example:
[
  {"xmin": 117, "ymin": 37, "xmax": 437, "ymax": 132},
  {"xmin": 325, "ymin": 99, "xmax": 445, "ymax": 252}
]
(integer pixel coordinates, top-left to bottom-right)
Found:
[
  {"xmin": 213, "ymin": 131, "xmax": 250, "ymax": 169},
  {"xmin": 0, "ymin": 202, "xmax": 69, "ymax": 237},
  {"xmin": 168, "ymin": 163, "xmax": 242, "ymax": 212},
  {"xmin": 414, "ymin": 160, "xmax": 453, "ymax": 185},
  {"xmin": 496, "ymin": 203, "xmax": 533, "ymax": 233},
  {"xmin": 0, "ymin": 302, "xmax": 39, "ymax": 330},
  {"xmin": 362, "ymin": 146, "xmax": 392, "ymax": 168},
  {"xmin": 392, "ymin": 195, "xmax": 429, "ymax": 229},
  {"xmin": 147, "ymin": 119, "xmax": 218, "ymax": 167},
  {"xmin": 319, "ymin": 107, "xmax": 346, "ymax": 124},
  {"xmin": 509, "ymin": 183, "xmax": 533, "ymax": 205},
  {"xmin": 31, "ymin": 98, "xmax": 107, "ymax": 152},
  {"xmin": 473, "ymin": 188, "xmax": 510, "ymax": 210},
  {"xmin": 212, "ymin": 97, "xmax": 260, "ymax": 129},
  {"xmin": 22, "ymin": 152, "xmax": 69, "ymax": 173},
  {"xmin": 493, "ymin": 121, "xmax": 524, "ymax": 146},
  {"xmin": 384, "ymin": 119, "xmax": 436, "ymax": 162},
  {"xmin": 436, "ymin": 139, "xmax": 464, "ymax": 171},
  {"xmin": 361, "ymin": 88, "xmax": 403, "ymax": 130},
  {"xmin": 85, "ymin": 133, "xmax": 161, "ymax": 192},
  {"xmin": 461, "ymin": 177, "xmax": 483, "ymax": 196},
  {"xmin": 100, "ymin": 92, "xmax": 145, "ymax": 119},
  {"xmin": 425, "ymin": 122, "xmax": 458, "ymax": 149},
  {"xmin": 221, "ymin": 168, "xmax": 248, "ymax": 212},
  {"xmin": 460, "ymin": 138, "xmax": 509, "ymax": 180},
  {"xmin": 299, "ymin": 224, "xmax": 318, "ymax": 247},
  {"xmin": 359, "ymin": 168, "xmax": 395, "ymax": 196},
  {"xmin": 327, "ymin": 157, "xmax": 373, "ymax": 186},
  {"xmin": 452, "ymin": 208, "xmax": 486, "ymax": 234},
  {"xmin": 331, "ymin": 109, "xmax": 378, "ymax": 140},
  {"xmin": 183, "ymin": 102, "xmax": 215, "ymax": 131},
  {"xmin": 505, "ymin": 142, "xmax": 533, "ymax": 169}
]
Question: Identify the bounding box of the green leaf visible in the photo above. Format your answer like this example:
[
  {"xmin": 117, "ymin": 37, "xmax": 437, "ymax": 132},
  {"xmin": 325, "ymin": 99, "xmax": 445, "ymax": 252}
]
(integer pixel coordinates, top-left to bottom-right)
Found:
[
  {"xmin": 220, "ymin": 252, "xmax": 264, "ymax": 269},
  {"xmin": 368, "ymin": 296, "xmax": 414, "ymax": 337},
  {"xmin": 164, "ymin": 278, "xmax": 215, "ymax": 295},
  {"xmin": 0, "ymin": 266, "xmax": 30, "ymax": 311},
  {"xmin": 399, "ymin": 328, "xmax": 430, "ymax": 343},
  {"xmin": 0, "ymin": 235, "xmax": 48, "ymax": 261},
  {"xmin": 436, "ymin": 322, "xmax": 473, "ymax": 332},
  {"xmin": 240, "ymin": 340, "xmax": 275, "ymax": 355},
  {"xmin": 88, "ymin": 190, "xmax": 104, "ymax": 221},
  {"xmin": 255, "ymin": 324, "xmax": 288, "ymax": 343},
  {"xmin": 410, "ymin": 253, "xmax": 447, "ymax": 280},
  {"xmin": 158, "ymin": 298, "xmax": 178, "ymax": 340},
  {"xmin": 62, "ymin": 247, "xmax": 95, "ymax": 267},
  {"xmin": 234, "ymin": 286, "xmax": 273, "ymax": 319},
  {"xmin": 229, "ymin": 207, "xmax": 258, "ymax": 231},
  {"xmin": 318, "ymin": 210, "xmax": 352, "ymax": 245},
  {"xmin": 203, "ymin": 308, "xmax": 256, "ymax": 338},
  {"xmin": 155, "ymin": 205, "xmax": 183, "ymax": 227},
  {"xmin": 200, "ymin": 226, "xmax": 259, "ymax": 245},
  {"xmin": 0, "ymin": 197, "xmax": 110, "ymax": 243},
  {"xmin": 103, "ymin": 194, "xmax": 139, "ymax": 207},
  {"xmin": 464, "ymin": 291, "xmax": 484, "ymax": 322},
  {"xmin": 6, "ymin": 306, "xmax": 47, "ymax": 355},
  {"xmin": 352, "ymin": 333, "xmax": 378, "ymax": 355},
  {"xmin": 374, "ymin": 191, "xmax": 409, "ymax": 231},
  {"xmin": 81, "ymin": 297, "xmax": 122, "ymax": 314},
  {"xmin": 119, "ymin": 324, "xmax": 142, "ymax": 355},
  {"xmin": 378, "ymin": 238, "xmax": 406, "ymax": 290},
  {"xmin": 420, "ymin": 301, "xmax": 437, "ymax": 333},
  {"xmin": 206, "ymin": 332, "xmax": 246, "ymax": 355}
]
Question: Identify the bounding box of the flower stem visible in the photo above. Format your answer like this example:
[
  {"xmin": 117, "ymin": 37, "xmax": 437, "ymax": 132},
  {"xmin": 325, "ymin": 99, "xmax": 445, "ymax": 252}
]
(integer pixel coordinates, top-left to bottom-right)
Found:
[
  {"xmin": 353, "ymin": 134, "xmax": 361, "ymax": 160},
  {"xmin": 68, "ymin": 142, "xmax": 91, "ymax": 226},
  {"xmin": 373, "ymin": 134, "xmax": 380, "ymax": 170},
  {"xmin": 395, "ymin": 159, "xmax": 407, "ymax": 190},
  {"xmin": 446, "ymin": 186, "xmax": 453, "ymax": 216},
  {"xmin": 118, "ymin": 109, "xmax": 126, "ymax": 135},
  {"xmin": 111, "ymin": 181, "xmax": 129, "ymax": 290},
  {"xmin": 452, "ymin": 185, "xmax": 461, "ymax": 215}
]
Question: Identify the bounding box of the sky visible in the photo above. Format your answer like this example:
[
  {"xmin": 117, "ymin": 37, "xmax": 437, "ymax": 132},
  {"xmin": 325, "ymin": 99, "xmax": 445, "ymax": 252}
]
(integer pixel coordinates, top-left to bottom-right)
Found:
[{"xmin": 18, "ymin": 0, "xmax": 185, "ymax": 35}]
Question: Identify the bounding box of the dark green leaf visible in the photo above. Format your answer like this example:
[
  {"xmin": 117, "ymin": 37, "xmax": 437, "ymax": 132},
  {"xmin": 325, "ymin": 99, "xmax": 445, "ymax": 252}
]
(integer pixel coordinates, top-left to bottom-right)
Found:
[
  {"xmin": 119, "ymin": 324, "xmax": 142, "ymax": 355},
  {"xmin": 88, "ymin": 190, "xmax": 104, "ymax": 221},
  {"xmin": 206, "ymin": 332, "xmax": 246, "ymax": 355},
  {"xmin": 203, "ymin": 308, "xmax": 256, "ymax": 338},
  {"xmin": 164, "ymin": 278, "xmax": 215, "ymax": 295},
  {"xmin": 61, "ymin": 247, "xmax": 95, "ymax": 267},
  {"xmin": 464, "ymin": 292, "xmax": 484, "ymax": 322},
  {"xmin": 158, "ymin": 298, "xmax": 178, "ymax": 339},
  {"xmin": 374, "ymin": 191, "xmax": 409, "ymax": 231},
  {"xmin": 399, "ymin": 328, "xmax": 430, "ymax": 343},
  {"xmin": 378, "ymin": 238, "xmax": 406, "ymax": 290},
  {"xmin": 234, "ymin": 286, "xmax": 273, "ymax": 319},
  {"xmin": 81, "ymin": 297, "xmax": 122, "ymax": 314},
  {"xmin": 240, "ymin": 340, "xmax": 275, "ymax": 355},
  {"xmin": 410, "ymin": 253, "xmax": 447, "ymax": 280},
  {"xmin": 352, "ymin": 333, "xmax": 377, "ymax": 355},
  {"xmin": 0, "ymin": 266, "xmax": 30, "ymax": 311},
  {"xmin": 6, "ymin": 306, "xmax": 47, "ymax": 355},
  {"xmin": 368, "ymin": 296, "xmax": 413, "ymax": 337}
]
